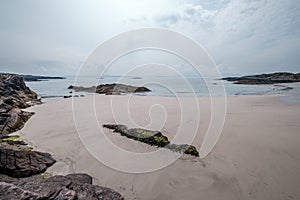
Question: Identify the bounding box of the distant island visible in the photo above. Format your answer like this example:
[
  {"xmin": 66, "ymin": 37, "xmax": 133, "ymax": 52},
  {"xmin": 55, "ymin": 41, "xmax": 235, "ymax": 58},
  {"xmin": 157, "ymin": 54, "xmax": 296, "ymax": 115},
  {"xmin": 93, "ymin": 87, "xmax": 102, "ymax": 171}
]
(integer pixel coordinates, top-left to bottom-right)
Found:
[
  {"xmin": 19, "ymin": 74, "xmax": 65, "ymax": 82},
  {"xmin": 223, "ymin": 72, "xmax": 300, "ymax": 84},
  {"xmin": 68, "ymin": 83, "xmax": 151, "ymax": 95}
]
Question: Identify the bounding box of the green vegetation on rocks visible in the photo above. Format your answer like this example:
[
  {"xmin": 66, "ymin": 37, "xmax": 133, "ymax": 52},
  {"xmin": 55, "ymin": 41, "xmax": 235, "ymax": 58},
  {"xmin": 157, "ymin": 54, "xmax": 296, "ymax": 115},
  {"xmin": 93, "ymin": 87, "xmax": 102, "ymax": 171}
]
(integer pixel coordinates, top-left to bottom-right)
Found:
[
  {"xmin": 41, "ymin": 172, "xmax": 53, "ymax": 179},
  {"xmin": 103, "ymin": 124, "xmax": 199, "ymax": 157},
  {"xmin": 0, "ymin": 135, "xmax": 20, "ymax": 142}
]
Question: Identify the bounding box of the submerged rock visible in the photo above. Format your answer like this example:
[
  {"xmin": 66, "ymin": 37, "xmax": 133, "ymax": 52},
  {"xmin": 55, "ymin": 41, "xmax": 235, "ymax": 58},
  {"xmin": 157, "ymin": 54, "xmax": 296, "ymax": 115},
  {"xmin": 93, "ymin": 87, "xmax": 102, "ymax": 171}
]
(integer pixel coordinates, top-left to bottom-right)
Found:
[
  {"xmin": 0, "ymin": 173, "xmax": 124, "ymax": 200},
  {"xmin": 68, "ymin": 83, "xmax": 151, "ymax": 95},
  {"xmin": 103, "ymin": 124, "xmax": 199, "ymax": 157}
]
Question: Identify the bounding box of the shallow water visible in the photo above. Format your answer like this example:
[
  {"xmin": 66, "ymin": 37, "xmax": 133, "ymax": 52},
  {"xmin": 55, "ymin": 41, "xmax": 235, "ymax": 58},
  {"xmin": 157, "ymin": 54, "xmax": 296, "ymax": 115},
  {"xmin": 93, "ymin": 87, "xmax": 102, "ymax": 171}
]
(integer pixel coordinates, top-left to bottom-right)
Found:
[{"xmin": 25, "ymin": 76, "xmax": 300, "ymax": 101}]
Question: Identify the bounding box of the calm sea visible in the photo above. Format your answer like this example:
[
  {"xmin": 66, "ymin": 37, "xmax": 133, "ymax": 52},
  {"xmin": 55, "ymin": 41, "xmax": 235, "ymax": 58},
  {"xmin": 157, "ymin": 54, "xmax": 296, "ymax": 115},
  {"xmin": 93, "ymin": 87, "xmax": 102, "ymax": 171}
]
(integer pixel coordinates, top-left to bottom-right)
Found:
[{"xmin": 25, "ymin": 76, "xmax": 300, "ymax": 101}]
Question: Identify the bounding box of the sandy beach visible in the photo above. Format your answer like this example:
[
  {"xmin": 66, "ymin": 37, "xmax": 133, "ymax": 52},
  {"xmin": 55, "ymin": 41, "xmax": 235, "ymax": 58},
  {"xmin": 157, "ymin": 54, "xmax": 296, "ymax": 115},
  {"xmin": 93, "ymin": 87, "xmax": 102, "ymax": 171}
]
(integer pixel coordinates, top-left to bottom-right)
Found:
[{"xmin": 17, "ymin": 94, "xmax": 300, "ymax": 200}]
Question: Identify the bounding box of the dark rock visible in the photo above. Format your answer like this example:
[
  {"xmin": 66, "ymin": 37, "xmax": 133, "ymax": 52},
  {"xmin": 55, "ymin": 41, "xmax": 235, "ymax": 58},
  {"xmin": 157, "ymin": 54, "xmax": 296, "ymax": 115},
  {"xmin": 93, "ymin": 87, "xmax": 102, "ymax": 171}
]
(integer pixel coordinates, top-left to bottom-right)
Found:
[
  {"xmin": 0, "ymin": 73, "xmax": 37, "ymax": 101},
  {"xmin": 0, "ymin": 143, "xmax": 56, "ymax": 178},
  {"xmin": 66, "ymin": 173, "xmax": 93, "ymax": 185},
  {"xmin": 0, "ymin": 173, "xmax": 124, "ymax": 200},
  {"xmin": 5, "ymin": 140, "xmax": 27, "ymax": 146},
  {"xmin": 68, "ymin": 83, "xmax": 151, "ymax": 95},
  {"xmin": 0, "ymin": 174, "xmax": 19, "ymax": 183},
  {"xmin": 222, "ymin": 72, "xmax": 300, "ymax": 85},
  {"xmin": 0, "ymin": 73, "xmax": 125, "ymax": 200},
  {"xmin": 0, "ymin": 73, "xmax": 38, "ymax": 136},
  {"xmin": 1, "ymin": 109, "xmax": 33, "ymax": 135},
  {"xmin": 165, "ymin": 144, "xmax": 199, "ymax": 157},
  {"xmin": 103, "ymin": 124, "xmax": 199, "ymax": 157}
]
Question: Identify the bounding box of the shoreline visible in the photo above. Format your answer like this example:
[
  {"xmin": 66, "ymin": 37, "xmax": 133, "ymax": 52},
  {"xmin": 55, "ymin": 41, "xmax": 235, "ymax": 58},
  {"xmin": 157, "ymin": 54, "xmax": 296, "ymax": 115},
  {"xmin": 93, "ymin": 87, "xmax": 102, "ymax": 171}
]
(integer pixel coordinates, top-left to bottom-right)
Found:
[{"xmin": 17, "ymin": 94, "xmax": 300, "ymax": 200}]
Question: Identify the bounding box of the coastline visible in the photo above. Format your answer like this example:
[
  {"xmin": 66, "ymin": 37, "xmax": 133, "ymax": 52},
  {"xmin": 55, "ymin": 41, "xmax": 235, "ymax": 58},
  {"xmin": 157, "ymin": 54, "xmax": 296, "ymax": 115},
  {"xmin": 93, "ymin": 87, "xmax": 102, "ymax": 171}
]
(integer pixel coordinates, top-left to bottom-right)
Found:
[{"xmin": 17, "ymin": 94, "xmax": 300, "ymax": 200}]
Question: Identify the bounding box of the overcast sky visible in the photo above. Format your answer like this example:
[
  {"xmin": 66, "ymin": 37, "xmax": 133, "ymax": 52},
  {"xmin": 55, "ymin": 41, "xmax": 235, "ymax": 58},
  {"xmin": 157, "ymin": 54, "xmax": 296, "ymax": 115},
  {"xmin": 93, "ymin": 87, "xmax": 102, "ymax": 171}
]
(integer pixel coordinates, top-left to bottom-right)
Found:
[{"xmin": 0, "ymin": 0, "xmax": 299, "ymax": 76}]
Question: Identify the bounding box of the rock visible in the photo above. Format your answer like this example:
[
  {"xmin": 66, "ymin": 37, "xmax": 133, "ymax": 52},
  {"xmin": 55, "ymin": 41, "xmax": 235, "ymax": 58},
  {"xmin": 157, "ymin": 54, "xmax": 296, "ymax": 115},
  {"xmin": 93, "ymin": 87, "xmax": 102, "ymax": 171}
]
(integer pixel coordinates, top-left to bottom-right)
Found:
[
  {"xmin": 0, "ymin": 108, "xmax": 34, "ymax": 135},
  {"xmin": 0, "ymin": 173, "xmax": 124, "ymax": 200},
  {"xmin": 0, "ymin": 73, "xmax": 38, "ymax": 136},
  {"xmin": 0, "ymin": 143, "xmax": 56, "ymax": 178},
  {"xmin": 165, "ymin": 144, "xmax": 199, "ymax": 157},
  {"xmin": 103, "ymin": 124, "xmax": 199, "ymax": 157},
  {"xmin": 68, "ymin": 83, "xmax": 151, "ymax": 95},
  {"xmin": 222, "ymin": 72, "xmax": 300, "ymax": 85},
  {"xmin": 0, "ymin": 73, "xmax": 125, "ymax": 200},
  {"xmin": 0, "ymin": 73, "xmax": 37, "ymax": 102}
]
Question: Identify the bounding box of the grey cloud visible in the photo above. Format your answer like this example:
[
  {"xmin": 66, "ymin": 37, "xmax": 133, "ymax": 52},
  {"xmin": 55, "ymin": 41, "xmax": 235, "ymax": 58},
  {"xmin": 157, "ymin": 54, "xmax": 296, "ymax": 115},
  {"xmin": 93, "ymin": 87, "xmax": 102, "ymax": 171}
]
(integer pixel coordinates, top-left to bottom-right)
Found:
[
  {"xmin": 151, "ymin": 0, "xmax": 300, "ymax": 74},
  {"xmin": 153, "ymin": 4, "xmax": 217, "ymax": 28},
  {"xmin": 154, "ymin": 14, "xmax": 179, "ymax": 27}
]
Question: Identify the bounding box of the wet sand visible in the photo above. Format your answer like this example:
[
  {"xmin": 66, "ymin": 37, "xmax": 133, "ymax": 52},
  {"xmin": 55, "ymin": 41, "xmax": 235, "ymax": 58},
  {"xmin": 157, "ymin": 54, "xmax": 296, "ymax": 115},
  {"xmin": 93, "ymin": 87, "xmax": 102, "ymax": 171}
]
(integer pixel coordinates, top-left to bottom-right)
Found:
[{"xmin": 18, "ymin": 94, "xmax": 300, "ymax": 200}]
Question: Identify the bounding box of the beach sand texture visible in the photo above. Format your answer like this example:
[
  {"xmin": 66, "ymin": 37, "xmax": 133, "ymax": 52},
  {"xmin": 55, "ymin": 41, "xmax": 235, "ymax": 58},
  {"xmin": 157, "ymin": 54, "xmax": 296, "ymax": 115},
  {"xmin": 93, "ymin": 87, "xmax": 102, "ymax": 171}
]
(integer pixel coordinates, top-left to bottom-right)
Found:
[{"xmin": 18, "ymin": 95, "xmax": 300, "ymax": 200}]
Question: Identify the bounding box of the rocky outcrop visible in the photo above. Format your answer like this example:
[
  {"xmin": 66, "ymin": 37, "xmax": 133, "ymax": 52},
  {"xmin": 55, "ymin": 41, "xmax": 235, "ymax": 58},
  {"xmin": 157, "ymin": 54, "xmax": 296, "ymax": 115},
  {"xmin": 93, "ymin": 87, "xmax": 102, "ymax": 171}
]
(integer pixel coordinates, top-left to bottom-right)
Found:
[
  {"xmin": 0, "ymin": 73, "xmax": 39, "ymax": 136},
  {"xmin": 0, "ymin": 74, "xmax": 37, "ymax": 106},
  {"xmin": 0, "ymin": 107, "xmax": 34, "ymax": 135},
  {"xmin": 103, "ymin": 124, "xmax": 199, "ymax": 157},
  {"xmin": 0, "ymin": 173, "xmax": 124, "ymax": 200},
  {"xmin": 0, "ymin": 73, "xmax": 56, "ymax": 179},
  {"xmin": 0, "ymin": 140, "xmax": 56, "ymax": 178},
  {"xmin": 68, "ymin": 83, "xmax": 151, "ymax": 95},
  {"xmin": 222, "ymin": 72, "xmax": 300, "ymax": 84},
  {"xmin": 0, "ymin": 73, "xmax": 125, "ymax": 199}
]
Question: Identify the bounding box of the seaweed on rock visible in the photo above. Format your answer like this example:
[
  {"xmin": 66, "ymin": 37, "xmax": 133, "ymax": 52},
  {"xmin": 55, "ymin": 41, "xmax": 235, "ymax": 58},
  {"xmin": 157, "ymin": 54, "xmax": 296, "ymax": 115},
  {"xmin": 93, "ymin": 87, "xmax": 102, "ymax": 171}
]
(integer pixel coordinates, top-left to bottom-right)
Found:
[{"xmin": 103, "ymin": 124, "xmax": 199, "ymax": 157}]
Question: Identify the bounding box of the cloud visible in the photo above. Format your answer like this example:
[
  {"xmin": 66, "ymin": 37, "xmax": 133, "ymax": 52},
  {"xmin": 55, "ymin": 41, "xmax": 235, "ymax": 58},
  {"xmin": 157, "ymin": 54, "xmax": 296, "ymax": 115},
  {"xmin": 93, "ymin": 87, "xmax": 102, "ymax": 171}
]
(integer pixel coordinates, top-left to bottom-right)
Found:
[
  {"xmin": 132, "ymin": 0, "xmax": 300, "ymax": 75},
  {"xmin": 0, "ymin": 0, "xmax": 299, "ymax": 76},
  {"xmin": 132, "ymin": 3, "xmax": 218, "ymax": 29}
]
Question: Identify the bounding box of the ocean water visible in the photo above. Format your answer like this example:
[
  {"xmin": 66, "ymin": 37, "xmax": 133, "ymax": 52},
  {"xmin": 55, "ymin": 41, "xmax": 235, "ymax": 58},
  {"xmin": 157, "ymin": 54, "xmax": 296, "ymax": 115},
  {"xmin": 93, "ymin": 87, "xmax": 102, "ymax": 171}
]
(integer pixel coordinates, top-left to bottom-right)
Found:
[{"xmin": 25, "ymin": 76, "xmax": 300, "ymax": 100}]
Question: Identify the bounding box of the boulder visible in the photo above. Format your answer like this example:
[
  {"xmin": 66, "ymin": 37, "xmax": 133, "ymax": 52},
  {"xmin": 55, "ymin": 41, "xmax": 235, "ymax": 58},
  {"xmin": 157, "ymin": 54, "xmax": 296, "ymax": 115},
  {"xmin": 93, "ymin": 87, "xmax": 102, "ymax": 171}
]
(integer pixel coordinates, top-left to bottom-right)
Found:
[
  {"xmin": 0, "ymin": 173, "xmax": 124, "ymax": 200},
  {"xmin": 0, "ymin": 143, "xmax": 56, "ymax": 178}
]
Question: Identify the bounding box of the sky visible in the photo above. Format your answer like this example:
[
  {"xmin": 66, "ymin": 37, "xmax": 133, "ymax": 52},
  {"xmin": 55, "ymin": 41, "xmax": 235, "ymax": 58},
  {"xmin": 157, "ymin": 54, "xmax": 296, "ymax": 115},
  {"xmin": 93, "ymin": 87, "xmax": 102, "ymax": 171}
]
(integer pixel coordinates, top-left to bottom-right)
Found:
[{"xmin": 0, "ymin": 0, "xmax": 299, "ymax": 76}]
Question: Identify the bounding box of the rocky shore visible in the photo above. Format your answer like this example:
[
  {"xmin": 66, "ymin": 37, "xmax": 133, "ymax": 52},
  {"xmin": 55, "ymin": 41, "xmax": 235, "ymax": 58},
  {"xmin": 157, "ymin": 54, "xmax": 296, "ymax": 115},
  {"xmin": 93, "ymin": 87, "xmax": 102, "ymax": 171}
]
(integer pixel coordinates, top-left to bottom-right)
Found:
[
  {"xmin": 68, "ymin": 83, "xmax": 151, "ymax": 95},
  {"xmin": 0, "ymin": 73, "xmax": 124, "ymax": 200},
  {"xmin": 0, "ymin": 73, "xmax": 38, "ymax": 135},
  {"xmin": 223, "ymin": 72, "xmax": 300, "ymax": 84}
]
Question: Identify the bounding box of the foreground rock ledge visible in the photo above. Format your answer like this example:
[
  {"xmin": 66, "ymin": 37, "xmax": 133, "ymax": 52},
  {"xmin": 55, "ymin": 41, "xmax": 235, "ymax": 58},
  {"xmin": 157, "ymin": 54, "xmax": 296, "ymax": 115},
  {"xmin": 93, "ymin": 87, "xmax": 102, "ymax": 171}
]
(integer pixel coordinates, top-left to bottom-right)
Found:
[
  {"xmin": 103, "ymin": 124, "xmax": 199, "ymax": 157},
  {"xmin": 0, "ymin": 140, "xmax": 56, "ymax": 178},
  {"xmin": 68, "ymin": 83, "xmax": 151, "ymax": 95},
  {"xmin": 0, "ymin": 173, "xmax": 124, "ymax": 200}
]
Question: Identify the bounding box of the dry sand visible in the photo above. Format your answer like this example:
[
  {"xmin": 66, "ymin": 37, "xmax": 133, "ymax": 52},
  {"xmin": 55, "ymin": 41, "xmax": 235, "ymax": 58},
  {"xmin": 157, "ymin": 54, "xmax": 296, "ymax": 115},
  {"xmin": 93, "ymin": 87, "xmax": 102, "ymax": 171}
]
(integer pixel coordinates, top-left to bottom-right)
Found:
[{"xmin": 17, "ymin": 94, "xmax": 300, "ymax": 200}]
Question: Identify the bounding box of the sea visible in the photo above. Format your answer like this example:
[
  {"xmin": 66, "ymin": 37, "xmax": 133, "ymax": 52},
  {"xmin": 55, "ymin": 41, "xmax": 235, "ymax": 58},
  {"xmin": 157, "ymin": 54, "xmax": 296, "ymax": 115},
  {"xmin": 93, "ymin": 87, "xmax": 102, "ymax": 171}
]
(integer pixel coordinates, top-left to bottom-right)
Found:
[{"xmin": 25, "ymin": 76, "xmax": 300, "ymax": 102}]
